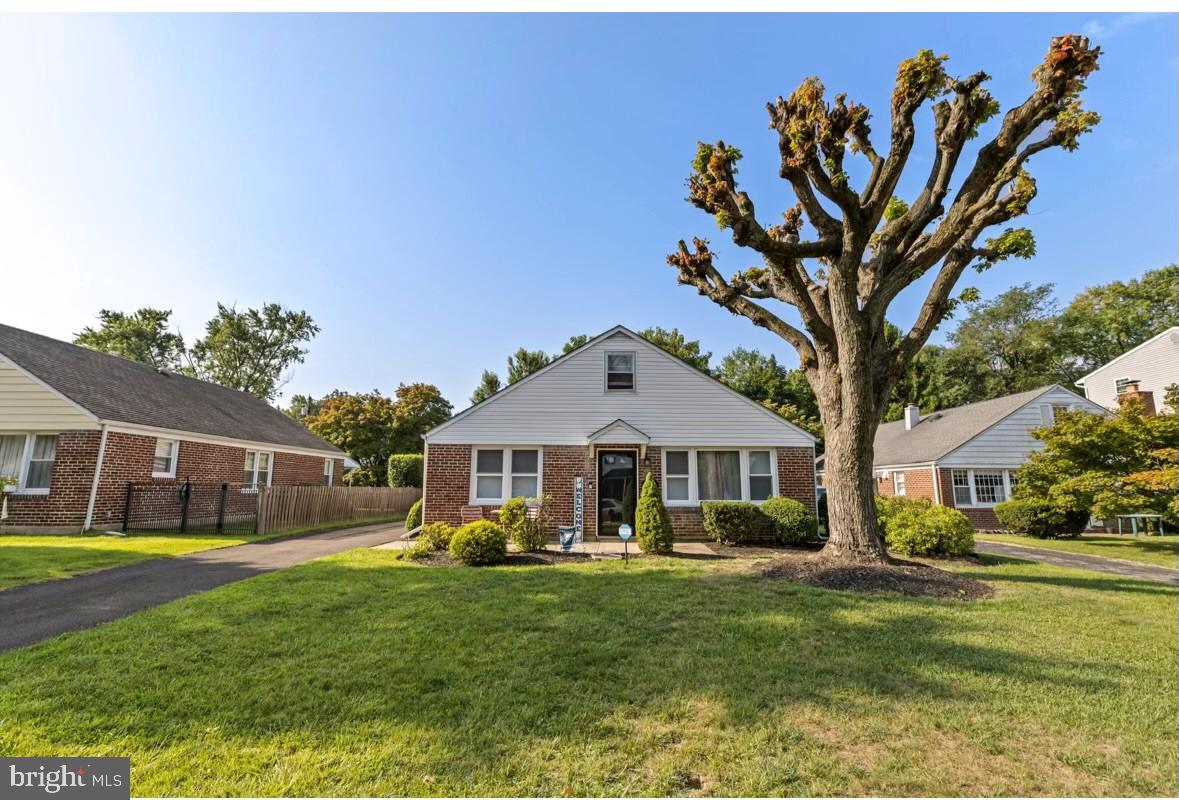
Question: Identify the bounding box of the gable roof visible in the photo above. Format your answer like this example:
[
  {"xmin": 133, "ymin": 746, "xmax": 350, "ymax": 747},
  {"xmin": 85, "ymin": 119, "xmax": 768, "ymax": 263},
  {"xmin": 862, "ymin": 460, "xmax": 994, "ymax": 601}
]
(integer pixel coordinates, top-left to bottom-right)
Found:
[
  {"xmin": 587, "ymin": 418, "xmax": 650, "ymax": 444},
  {"xmin": 1074, "ymin": 326, "xmax": 1179, "ymax": 386},
  {"xmin": 425, "ymin": 325, "xmax": 817, "ymax": 442},
  {"xmin": 0, "ymin": 323, "xmax": 342, "ymax": 455},
  {"xmin": 873, "ymin": 385, "xmax": 1070, "ymax": 467}
]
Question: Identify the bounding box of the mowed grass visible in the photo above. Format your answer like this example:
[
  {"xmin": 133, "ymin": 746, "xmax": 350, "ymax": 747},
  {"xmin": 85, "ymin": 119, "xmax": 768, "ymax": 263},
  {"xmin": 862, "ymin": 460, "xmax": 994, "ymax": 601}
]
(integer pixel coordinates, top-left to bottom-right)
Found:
[
  {"xmin": 976, "ymin": 532, "xmax": 1178, "ymax": 569},
  {"xmin": 0, "ymin": 515, "xmax": 405, "ymax": 590},
  {"xmin": 0, "ymin": 552, "xmax": 1174, "ymax": 797}
]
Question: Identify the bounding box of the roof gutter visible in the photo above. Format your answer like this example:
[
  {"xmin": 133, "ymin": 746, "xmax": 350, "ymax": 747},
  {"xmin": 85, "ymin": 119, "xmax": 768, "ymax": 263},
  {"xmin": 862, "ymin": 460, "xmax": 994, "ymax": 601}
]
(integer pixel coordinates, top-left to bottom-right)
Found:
[{"xmin": 82, "ymin": 423, "xmax": 110, "ymax": 533}]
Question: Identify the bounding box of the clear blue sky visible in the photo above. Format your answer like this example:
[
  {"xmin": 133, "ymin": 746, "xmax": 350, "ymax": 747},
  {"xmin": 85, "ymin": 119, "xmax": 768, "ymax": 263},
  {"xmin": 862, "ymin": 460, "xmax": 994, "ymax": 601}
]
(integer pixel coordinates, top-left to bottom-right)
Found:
[{"xmin": 2, "ymin": 13, "xmax": 1174, "ymax": 408}]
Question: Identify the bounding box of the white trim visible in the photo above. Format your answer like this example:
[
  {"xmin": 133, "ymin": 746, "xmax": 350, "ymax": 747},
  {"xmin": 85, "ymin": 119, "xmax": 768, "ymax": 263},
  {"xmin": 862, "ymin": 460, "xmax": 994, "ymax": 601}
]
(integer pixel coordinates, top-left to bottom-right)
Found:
[
  {"xmin": 425, "ymin": 325, "xmax": 817, "ymax": 443},
  {"xmin": 1074, "ymin": 326, "xmax": 1179, "ymax": 386},
  {"xmin": 242, "ymin": 449, "xmax": 274, "ymax": 490},
  {"xmin": 82, "ymin": 424, "xmax": 110, "ymax": 531},
  {"xmin": 0, "ymin": 431, "xmax": 59, "ymax": 495},
  {"xmin": 930, "ymin": 463, "xmax": 941, "ymax": 505},
  {"xmin": 586, "ymin": 418, "xmax": 650, "ymax": 444},
  {"xmin": 103, "ymin": 421, "xmax": 340, "ymax": 459},
  {"xmin": 151, "ymin": 438, "xmax": 179, "ymax": 479},
  {"xmin": 323, "ymin": 457, "xmax": 334, "ymax": 487},
  {"xmin": 468, "ymin": 446, "xmax": 544, "ymax": 505},
  {"xmin": 949, "ymin": 467, "xmax": 1017, "ymax": 508},
  {"xmin": 892, "ymin": 470, "xmax": 906, "ymax": 496},
  {"xmin": 603, "ymin": 349, "xmax": 637, "ymax": 393},
  {"xmin": 659, "ymin": 447, "xmax": 778, "ymax": 507}
]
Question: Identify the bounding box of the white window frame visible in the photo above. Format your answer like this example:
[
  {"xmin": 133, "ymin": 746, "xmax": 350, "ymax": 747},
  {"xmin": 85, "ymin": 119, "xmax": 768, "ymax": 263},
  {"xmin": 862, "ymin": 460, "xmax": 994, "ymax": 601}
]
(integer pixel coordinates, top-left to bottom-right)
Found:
[
  {"xmin": 152, "ymin": 438, "xmax": 179, "ymax": 479},
  {"xmin": 604, "ymin": 350, "xmax": 636, "ymax": 393},
  {"xmin": 0, "ymin": 432, "xmax": 59, "ymax": 495},
  {"xmin": 323, "ymin": 458, "xmax": 334, "ymax": 487},
  {"xmin": 892, "ymin": 470, "xmax": 906, "ymax": 496},
  {"xmin": 469, "ymin": 446, "xmax": 544, "ymax": 505},
  {"xmin": 660, "ymin": 448, "xmax": 778, "ymax": 507},
  {"xmin": 950, "ymin": 467, "xmax": 1017, "ymax": 507},
  {"xmin": 242, "ymin": 449, "xmax": 274, "ymax": 492}
]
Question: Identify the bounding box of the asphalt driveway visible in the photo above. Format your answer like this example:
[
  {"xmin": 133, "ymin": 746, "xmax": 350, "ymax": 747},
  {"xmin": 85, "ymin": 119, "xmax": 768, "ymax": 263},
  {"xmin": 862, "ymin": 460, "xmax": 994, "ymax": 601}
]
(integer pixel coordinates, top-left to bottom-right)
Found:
[
  {"xmin": 0, "ymin": 522, "xmax": 404, "ymax": 652},
  {"xmin": 975, "ymin": 539, "xmax": 1179, "ymax": 586}
]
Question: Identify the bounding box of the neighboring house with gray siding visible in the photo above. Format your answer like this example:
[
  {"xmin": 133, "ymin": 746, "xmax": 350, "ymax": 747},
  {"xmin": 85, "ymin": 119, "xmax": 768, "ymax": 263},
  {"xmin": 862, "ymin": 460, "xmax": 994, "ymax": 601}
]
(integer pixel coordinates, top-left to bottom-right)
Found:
[
  {"xmin": 1074, "ymin": 327, "xmax": 1179, "ymax": 413},
  {"xmin": 872, "ymin": 385, "xmax": 1107, "ymax": 528}
]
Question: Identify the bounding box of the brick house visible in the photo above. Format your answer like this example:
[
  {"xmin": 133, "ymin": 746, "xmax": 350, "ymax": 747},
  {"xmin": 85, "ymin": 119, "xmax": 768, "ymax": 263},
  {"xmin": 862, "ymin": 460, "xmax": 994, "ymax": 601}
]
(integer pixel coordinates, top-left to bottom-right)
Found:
[
  {"xmin": 0, "ymin": 323, "xmax": 344, "ymax": 533},
  {"xmin": 868, "ymin": 385, "xmax": 1106, "ymax": 529},
  {"xmin": 421, "ymin": 326, "xmax": 817, "ymax": 539}
]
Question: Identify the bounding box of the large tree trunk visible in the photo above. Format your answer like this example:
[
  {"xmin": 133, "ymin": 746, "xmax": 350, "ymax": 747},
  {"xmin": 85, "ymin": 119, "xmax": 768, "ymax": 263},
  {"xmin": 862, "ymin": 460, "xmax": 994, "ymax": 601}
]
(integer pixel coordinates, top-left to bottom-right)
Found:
[{"xmin": 814, "ymin": 349, "xmax": 890, "ymax": 563}]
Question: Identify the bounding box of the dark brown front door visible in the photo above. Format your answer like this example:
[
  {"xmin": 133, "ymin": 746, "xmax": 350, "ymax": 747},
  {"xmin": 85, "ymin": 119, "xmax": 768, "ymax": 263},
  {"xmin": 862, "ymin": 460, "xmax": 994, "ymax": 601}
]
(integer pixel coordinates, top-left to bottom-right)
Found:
[{"xmin": 597, "ymin": 450, "xmax": 636, "ymax": 536}]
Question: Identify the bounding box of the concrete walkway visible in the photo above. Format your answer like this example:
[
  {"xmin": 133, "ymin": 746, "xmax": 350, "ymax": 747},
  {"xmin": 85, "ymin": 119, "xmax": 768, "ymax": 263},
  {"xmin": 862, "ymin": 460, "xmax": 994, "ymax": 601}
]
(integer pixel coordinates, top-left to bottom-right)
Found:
[
  {"xmin": 0, "ymin": 521, "xmax": 405, "ymax": 653},
  {"xmin": 975, "ymin": 539, "xmax": 1179, "ymax": 586}
]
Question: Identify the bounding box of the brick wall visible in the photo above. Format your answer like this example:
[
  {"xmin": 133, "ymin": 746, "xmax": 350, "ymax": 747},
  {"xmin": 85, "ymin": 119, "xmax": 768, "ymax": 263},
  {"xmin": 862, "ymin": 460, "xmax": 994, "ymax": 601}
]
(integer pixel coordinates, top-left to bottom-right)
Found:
[
  {"xmin": 937, "ymin": 468, "xmax": 1001, "ymax": 528},
  {"xmin": 1, "ymin": 431, "xmax": 101, "ymax": 531},
  {"xmin": 875, "ymin": 466, "xmax": 938, "ymax": 502},
  {"xmin": 422, "ymin": 443, "xmax": 473, "ymax": 526},
  {"xmin": 872, "ymin": 465, "xmax": 1002, "ymax": 529}
]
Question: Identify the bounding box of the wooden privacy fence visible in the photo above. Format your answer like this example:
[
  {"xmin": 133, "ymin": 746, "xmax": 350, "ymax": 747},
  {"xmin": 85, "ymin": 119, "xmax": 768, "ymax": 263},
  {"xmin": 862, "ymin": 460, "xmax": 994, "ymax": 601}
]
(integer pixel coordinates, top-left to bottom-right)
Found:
[{"xmin": 257, "ymin": 485, "xmax": 421, "ymax": 534}]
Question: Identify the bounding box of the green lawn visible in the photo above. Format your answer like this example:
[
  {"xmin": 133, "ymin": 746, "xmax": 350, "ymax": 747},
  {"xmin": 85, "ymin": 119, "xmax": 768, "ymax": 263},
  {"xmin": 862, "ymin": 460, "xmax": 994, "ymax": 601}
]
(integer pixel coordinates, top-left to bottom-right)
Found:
[
  {"xmin": 0, "ymin": 515, "xmax": 404, "ymax": 590},
  {"xmin": 0, "ymin": 552, "xmax": 1174, "ymax": 796},
  {"xmin": 977, "ymin": 532, "xmax": 1178, "ymax": 569}
]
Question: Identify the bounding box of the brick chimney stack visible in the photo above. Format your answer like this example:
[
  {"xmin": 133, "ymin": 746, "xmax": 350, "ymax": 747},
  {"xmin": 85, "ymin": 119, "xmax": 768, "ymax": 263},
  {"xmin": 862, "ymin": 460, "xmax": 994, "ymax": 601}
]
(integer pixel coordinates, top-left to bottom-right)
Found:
[{"xmin": 1117, "ymin": 381, "xmax": 1157, "ymax": 416}]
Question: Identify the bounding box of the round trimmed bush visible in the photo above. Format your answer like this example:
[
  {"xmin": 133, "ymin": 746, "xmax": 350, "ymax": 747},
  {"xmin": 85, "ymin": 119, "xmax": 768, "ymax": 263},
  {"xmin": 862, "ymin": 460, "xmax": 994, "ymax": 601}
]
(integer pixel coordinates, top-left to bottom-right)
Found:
[
  {"xmin": 448, "ymin": 520, "xmax": 508, "ymax": 565},
  {"xmin": 419, "ymin": 521, "xmax": 455, "ymax": 551},
  {"xmin": 635, "ymin": 473, "xmax": 673, "ymax": 553},
  {"xmin": 885, "ymin": 501, "xmax": 974, "ymax": 557},
  {"xmin": 387, "ymin": 453, "xmax": 424, "ymax": 488},
  {"xmin": 701, "ymin": 501, "xmax": 775, "ymax": 545},
  {"xmin": 761, "ymin": 497, "xmax": 819, "ymax": 544},
  {"xmin": 405, "ymin": 499, "xmax": 423, "ymax": 531},
  {"xmin": 995, "ymin": 498, "xmax": 1090, "ymax": 538}
]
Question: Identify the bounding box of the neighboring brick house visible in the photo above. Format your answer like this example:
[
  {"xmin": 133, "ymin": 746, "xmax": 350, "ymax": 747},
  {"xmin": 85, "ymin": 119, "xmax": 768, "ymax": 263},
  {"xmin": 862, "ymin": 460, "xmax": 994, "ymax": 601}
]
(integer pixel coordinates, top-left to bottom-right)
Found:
[
  {"xmin": 421, "ymin": 325, "xmax": 817, "ymax": 539},
  {"xmin": 0, "ymin": 323, "xmax": 344, "ymax": 533},
  {"xmin": 871, "ymin": 385, "xmax": 1106, "ymax": 529}
]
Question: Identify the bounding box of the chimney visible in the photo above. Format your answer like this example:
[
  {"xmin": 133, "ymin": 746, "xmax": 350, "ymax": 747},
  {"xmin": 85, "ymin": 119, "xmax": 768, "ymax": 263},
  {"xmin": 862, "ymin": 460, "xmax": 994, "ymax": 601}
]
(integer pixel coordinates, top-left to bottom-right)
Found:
[
  {"xmin": 1118, "ymin": 381, "xmax": 1157, "ymax": 416},
  {"xmin": 904, "ymin": 404, "xmax": 921, "ymax": 431}
]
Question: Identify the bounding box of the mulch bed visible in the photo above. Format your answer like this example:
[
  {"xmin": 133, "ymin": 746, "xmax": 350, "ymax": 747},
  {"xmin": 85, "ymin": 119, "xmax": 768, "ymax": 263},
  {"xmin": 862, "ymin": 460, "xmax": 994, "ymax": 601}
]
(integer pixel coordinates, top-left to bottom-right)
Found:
[
  {"xmin": 755, "ymin": 551, "xmax": 994, "ymax": 601},
  {"xmin": 406, "ymin": 550, "xmax": 595, "ymax": 567}
]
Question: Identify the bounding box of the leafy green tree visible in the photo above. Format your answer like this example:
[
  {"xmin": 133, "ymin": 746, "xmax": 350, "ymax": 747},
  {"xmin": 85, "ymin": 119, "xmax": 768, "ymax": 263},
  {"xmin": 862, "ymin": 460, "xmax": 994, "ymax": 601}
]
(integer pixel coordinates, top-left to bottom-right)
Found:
[
  {"xmin": 635, "ymin": 472, "xmax": 673, "ymax": 553},
  {"xmin": 714, "ymin": 347, "xmax": 789, "ymax": 402},
  {"xmin": 1056, "ymin": 264, "xmax": 1179, "ymax": 374},
  {"xmin": 667, "ymin": 36, "xmax": 1101, "ymax": 561},
  {"xmin": 305, "ymin": 390, "xmax": 400, "ymax": 474},
  {"xmin": 506, "ymin": 348, "xmax": 551, "ymax": 384},
  {"xmin": 639, "ymin": 326, "xmax": 712, "ymax": 372},
  {"xmin": 389, "ymin": 382, "xmax": 453, "ymax": 453},
  {"xmin": 282, "ymin": 393, "xmax": 322, "ymax": 422},
  {"xmin": 1016, "ymin": 389, "xmax": 1178, "ymax": 525},
  {"xmin": 74, "ymin": 308, "xmax": 186, "ymax": 370},
  {"xmin": 470, "ymin": 370, "xmax": 502, "ymax": 404},
  {"xmin": 561, "ymin": 334, "xmax": 591, "ymax": 354},
  {"xmin": 187, "ymin": 303, "xmax": 319, "ymax": 402}
]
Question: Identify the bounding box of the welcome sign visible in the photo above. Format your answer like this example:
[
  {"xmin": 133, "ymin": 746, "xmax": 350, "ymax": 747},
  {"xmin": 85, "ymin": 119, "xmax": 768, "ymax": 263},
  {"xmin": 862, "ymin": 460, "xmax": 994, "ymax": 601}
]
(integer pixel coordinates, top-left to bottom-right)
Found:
[{"xmin": 573, "ymin": 476, "xmax": 584, "ymax": 541}]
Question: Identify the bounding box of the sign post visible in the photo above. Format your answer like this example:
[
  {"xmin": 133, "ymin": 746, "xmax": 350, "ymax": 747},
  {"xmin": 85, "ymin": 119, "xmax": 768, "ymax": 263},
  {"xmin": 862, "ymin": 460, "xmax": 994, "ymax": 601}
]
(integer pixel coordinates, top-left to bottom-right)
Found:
[{"xmin": 618, "ymin": 523, "xmax": 633, "ymax": 565}]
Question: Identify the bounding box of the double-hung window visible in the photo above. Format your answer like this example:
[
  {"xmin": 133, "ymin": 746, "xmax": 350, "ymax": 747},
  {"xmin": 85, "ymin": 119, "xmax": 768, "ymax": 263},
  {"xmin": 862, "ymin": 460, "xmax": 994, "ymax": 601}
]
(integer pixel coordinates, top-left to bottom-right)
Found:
[
  {"xmin": 951, "ymin": 468, "xmax": 1015, "ymax": 507},
  {"xmin": 605, "ymin": 352, "xmax": 635, "ymax": 391},
  {"xmin": 472, "ymin": 447, "xmax": 542, "ymax": 504},
  {"xmin": 892, "ymin": 471, "xmax": 906, "ymax": 496},
  {"xmin": 972, "ymin": 470, "xmax": 1006, "ymax": 505},
  {"xmin": 243, "ymin": 450, "xmax": 272, "ymax": 489},
  {"xmin": 662, "ymin": 449, "xmax": 777, "ymax": 505},
  {"xmin": 0, "ymin": 433, "xmax": 59, "ymax": 493},
  {"xmin": 323, "ymin": 458, "xmax": 334, "ymax": 486},
  {"xmin": 152, "ymin": 439, "xmax": 178, "ymax": 478},
  {"xmin": 951, "ymin": 469, "xmax": 972, "ymax": 506}
]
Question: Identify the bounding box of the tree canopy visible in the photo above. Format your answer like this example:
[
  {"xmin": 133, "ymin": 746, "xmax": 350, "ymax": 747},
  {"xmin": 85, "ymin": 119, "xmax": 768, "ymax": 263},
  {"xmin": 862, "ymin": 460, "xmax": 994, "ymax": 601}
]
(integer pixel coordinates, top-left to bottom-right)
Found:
[
  {"xmin": 638, "ymin": 326, "xmax": 712, "ymax": 372},
  {"xmin": 470, "ymin": 370, "xmax": 503, "ymax": 404},
  {"xmin": 74, "ymin": 308, "xmax": 186, "ymax": 371}
]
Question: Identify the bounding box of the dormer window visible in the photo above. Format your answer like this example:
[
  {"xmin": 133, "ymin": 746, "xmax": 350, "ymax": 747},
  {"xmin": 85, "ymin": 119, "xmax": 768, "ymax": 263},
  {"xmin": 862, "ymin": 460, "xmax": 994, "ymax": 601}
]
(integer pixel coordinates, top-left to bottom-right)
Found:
[{"xmin": 605, "ymin": 352, "xmax": 635, "ymax": 391}]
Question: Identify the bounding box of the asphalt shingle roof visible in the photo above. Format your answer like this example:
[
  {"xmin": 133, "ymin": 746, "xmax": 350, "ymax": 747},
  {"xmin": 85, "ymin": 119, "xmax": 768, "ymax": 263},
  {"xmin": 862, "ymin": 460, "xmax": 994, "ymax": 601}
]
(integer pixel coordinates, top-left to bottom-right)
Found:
[
  {"xmin": 0, "ymin": 323, "xmax": 341, "ymax": 454},
  {"xmin": 873, "ymin": 386, "xmax": 1057, "ymax": 467}
]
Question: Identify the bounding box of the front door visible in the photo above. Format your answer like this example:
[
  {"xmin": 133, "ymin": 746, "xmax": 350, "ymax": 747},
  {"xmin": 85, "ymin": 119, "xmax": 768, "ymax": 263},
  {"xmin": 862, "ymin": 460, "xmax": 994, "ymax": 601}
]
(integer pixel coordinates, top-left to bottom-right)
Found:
[{"xmin": 597, "ymin": 450, "xmax": 636, "ymax": 537}]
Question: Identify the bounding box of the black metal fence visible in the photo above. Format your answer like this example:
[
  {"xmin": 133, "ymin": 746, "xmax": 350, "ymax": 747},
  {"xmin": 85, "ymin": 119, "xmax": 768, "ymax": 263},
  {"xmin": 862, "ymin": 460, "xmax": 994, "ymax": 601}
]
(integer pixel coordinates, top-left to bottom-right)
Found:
[{"xmin": 123, "ymin": 480, "xmax": 258, "ymax": 535}]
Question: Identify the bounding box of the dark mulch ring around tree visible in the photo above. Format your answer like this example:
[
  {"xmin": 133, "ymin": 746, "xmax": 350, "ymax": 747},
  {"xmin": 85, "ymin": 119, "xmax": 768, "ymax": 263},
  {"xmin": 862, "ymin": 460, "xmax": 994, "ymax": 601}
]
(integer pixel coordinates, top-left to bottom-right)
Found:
[
  {"xmin": 405, "ymin": 550, "xmax": 595, "ymax": 567},
  {"xmin": 755, "ymin": 551, "xmax": 994, "ymax": 601}
]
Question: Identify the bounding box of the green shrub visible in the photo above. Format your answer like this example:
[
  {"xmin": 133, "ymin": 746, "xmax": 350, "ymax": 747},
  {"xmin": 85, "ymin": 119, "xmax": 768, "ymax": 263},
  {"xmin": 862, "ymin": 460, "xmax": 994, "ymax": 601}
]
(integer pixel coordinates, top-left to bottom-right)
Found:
[
  {"xmin": 995, "ymin": 498, "xmax": 1089, "ymax": 538},
  {"xmin": 635, "ymin": 473, "xmax": 673, "ymax": 553},
  {"xmin": 342, "ymin": 466, "xmax": 383, "ymax": 487},
  {"xmin": 498, "ymin": 495, "xmax": 551, "ymax": 552},
  {"xmin": 885, "ymin": 501, "xmax": 974, "ymax": 557},
  {"xmin": 761, "ymin": 497, "xmax": 819, "ymax": 544},
  {"xmin": 874, "ymin": 495, "xmax": 932, "ymax": 539},
  {"xmin": 448, "ymin": 520, "xmax": 508, "ymax": 565},
  {"xmin": 387, "ymin": 454, "xmax": 424, "ymax": 488},
  {"xmin": 405, "ymin": 499, "xmax": 423, "ymax": 531},
  {"xmin": 396, "ymin": 538, "xmax": 435, "ymax": 561},
  {"xmin": 419, "ymin": 521, "xmax": 455, "ymax": 551},
  {"xmin": 701, "ymin": 501, "xmax": 775, "ymax": 545}
]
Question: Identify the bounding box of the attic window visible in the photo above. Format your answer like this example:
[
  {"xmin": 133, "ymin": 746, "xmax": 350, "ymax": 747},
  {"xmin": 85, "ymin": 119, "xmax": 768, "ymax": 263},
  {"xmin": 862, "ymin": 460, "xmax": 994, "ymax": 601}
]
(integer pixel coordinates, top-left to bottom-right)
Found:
[{"xmin": 605, "ymin": 352, "xmax": 635, "ymax": 391}]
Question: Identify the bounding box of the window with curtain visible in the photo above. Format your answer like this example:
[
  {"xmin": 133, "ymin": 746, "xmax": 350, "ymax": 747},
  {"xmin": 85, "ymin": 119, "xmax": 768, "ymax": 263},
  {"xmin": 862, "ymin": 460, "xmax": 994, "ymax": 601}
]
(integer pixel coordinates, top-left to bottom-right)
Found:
[
  {"xmin": 697, "ymin": 450, "xmax": 741, "ymax": 501},
  {"xmin": 605, "ymin": 352, "xmax": 635, "ymax": 390},
  {"xmin": 893, "ymin": 471, "xmax": 906, "ymax": 496},
  {"xmin": 152, "ymin": 439, "xmax": 177, "ymax": 478},
  {"xmin": 242, "ymin": 450, "xmax": 272, "ymax": 488},
  {"xmin": 748, "ymin": 451, "xmax": 773, "ymax": 501},
  {"xmin": 664, "ymin": 450, "xmax": 690, "ymax": 501},
  {"xmin": 25, "ymin": 435, "xmax": 57, "ymax": 490},
  {"xmin": 0, "ymin": 435, "xmax": 24, "ymax": 481}
]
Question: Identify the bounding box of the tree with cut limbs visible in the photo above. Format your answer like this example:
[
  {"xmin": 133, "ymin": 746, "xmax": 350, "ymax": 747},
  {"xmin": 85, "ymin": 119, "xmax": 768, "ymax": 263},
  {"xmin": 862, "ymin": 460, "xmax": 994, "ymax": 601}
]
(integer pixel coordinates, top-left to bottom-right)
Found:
[{"xmin": 668, "ymin": 36, "xmax": 1101, "ymax": 562}]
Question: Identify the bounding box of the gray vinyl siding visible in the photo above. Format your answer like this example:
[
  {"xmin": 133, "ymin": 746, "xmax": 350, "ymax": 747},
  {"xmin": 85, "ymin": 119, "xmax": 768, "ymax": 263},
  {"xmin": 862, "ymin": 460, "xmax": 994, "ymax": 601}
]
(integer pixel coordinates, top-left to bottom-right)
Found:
[
  {"xmin": 428, "ymin": 331, "xmax": 813, "ymax": 447},
  {"xmin": 940, "ymin": 386, "xmax": 1103, "ymax": 468},
  {"xmin": 0, "ymin": 356, "xmax": 97, "ymax": 431},
  {"xmin": 1078, "ymin": 328, "xmax": 1179, "ymax": 411}
]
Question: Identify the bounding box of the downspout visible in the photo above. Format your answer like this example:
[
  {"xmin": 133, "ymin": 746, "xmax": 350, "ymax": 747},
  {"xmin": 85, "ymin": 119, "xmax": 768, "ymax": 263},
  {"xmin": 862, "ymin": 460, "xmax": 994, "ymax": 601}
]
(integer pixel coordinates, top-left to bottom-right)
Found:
[
  {"xmin": 930, "ymin": 462, "xmax": 941, "ymax": 505},
  {"xmin": 82, "ymin": 423, "xmax": 110, "ymax": 533}
]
